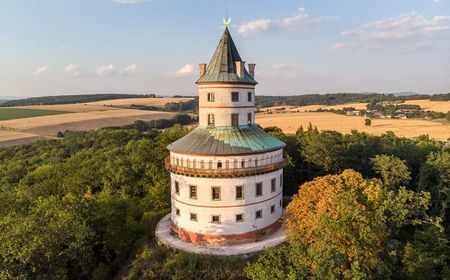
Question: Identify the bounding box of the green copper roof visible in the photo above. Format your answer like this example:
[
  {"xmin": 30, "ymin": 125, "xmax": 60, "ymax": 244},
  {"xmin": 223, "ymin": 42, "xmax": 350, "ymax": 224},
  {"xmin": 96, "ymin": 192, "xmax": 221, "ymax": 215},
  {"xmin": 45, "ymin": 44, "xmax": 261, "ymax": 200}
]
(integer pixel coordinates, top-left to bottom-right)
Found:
[
  {"xmin": 197, "ymin": 27, "xmax": 257, "ymax": 85},
  {"xmin": 168, "ymin": 125, "xmax": 285, "ymax": 155}
]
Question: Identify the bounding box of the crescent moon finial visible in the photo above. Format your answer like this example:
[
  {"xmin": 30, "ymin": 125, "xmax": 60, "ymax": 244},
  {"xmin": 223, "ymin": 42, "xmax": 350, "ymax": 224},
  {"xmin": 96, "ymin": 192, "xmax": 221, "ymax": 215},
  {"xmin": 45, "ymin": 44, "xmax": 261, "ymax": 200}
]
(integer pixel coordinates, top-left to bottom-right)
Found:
[{"xmin": 223, "ymin": 17, "xmax": 231, "ymax": 26}]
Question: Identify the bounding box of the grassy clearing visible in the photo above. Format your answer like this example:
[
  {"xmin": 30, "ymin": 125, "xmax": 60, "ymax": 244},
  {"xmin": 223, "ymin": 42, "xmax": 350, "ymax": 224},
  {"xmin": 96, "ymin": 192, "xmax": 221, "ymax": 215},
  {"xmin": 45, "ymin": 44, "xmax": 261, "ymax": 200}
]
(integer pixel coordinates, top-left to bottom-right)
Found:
[{"xmin": 0, "ymin": 108, "xmax": 70, "ymax": 121}]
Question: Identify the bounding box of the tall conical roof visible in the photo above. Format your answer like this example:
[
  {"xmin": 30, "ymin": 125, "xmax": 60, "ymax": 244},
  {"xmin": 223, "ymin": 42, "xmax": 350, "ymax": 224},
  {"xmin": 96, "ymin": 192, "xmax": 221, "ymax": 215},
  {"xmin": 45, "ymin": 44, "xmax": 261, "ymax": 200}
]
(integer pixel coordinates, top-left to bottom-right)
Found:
[{"xmin": 197, "ymin": 27, "xmax": 257, "ymax": 84}]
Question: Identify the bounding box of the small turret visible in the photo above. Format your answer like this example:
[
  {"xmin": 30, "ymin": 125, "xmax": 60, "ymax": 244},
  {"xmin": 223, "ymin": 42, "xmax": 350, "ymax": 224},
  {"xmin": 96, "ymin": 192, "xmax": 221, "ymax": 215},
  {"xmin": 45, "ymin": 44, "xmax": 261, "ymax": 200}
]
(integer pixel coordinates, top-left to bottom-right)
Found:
[
  {"xmin": 248, "ymin": 63, "xmax": 255, "ymax": 79},
  {"xmin": 199, "ymin": 63, "xmax": 207, "ymax": 77},
  {"xmin": 235, "ymin": 61, "xmax": 245, "ymax": 78}
]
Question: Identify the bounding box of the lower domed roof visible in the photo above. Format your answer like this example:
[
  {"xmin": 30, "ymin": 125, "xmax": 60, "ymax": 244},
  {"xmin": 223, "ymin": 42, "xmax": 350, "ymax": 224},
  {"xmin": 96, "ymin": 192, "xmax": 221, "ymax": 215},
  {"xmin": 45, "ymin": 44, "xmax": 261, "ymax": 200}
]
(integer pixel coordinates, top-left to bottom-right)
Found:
[{"xmin": 168, "ymin": 125, "xmax": 285, "ymax": 155}]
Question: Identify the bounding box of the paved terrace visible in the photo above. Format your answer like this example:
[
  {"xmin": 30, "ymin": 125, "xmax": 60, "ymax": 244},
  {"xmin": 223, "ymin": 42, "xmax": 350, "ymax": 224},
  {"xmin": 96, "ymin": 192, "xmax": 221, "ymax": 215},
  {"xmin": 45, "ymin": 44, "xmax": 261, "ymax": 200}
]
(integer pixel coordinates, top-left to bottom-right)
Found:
[{"xmin": 155, "ymin": 214, "xmax": 287, "ymax": 256}]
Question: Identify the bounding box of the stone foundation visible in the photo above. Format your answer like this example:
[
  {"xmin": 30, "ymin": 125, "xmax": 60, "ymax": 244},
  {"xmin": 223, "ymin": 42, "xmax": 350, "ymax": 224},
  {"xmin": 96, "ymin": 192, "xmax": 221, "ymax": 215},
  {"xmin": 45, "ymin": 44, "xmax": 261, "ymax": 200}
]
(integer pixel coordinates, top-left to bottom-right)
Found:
[{"xmin": 171, "ymin": 219, "xmax": 282, "ymax": 246}]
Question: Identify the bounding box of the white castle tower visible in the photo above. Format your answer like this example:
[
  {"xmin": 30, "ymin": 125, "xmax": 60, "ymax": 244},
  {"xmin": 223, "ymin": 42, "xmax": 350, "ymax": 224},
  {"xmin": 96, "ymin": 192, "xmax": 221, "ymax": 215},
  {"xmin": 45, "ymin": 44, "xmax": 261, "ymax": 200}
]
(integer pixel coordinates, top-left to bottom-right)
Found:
[{"xmin": 164, "ymin": 27, "xmax": 286, "ymax": 246}]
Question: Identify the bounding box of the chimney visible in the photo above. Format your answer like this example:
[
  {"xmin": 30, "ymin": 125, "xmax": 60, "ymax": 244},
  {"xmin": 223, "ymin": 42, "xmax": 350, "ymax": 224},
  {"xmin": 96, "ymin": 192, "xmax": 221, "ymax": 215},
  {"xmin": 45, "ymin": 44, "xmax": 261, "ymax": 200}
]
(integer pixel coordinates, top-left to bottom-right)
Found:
[
  {"xmin": 235, "ymin": 61, "xmax": 245, "ymax": 78},
  {"xmin": 248, "ymin": 63, "xmax": 256, "ymax": 79},
  {"xmin": 199, "ymin": 63, "xmax": 207, "ymax": 77}
]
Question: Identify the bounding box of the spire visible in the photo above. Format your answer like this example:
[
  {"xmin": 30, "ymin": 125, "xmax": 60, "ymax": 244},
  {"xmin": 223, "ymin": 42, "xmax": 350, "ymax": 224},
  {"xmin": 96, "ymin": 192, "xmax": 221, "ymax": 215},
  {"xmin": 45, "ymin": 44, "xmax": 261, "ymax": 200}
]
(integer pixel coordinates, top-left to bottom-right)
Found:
[{"xmin": 197, "ymin": 27, "xmax": 257, "ymax": 84}]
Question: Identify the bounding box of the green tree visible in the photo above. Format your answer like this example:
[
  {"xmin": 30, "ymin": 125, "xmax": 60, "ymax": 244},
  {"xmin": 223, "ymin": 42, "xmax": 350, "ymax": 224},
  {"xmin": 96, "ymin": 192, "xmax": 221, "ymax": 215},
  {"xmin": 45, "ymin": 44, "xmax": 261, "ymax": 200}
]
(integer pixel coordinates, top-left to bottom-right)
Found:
[
  {"xmin": 371, "ymin": 154, "xmax": 411, "ymax": 190},
  {"xmin": 298, "ymin": 130, "xmax": 346, "ymax": 173},
  {"xmin": 365, "ymin": 118, "xmax": 372, "ymax": 126}
]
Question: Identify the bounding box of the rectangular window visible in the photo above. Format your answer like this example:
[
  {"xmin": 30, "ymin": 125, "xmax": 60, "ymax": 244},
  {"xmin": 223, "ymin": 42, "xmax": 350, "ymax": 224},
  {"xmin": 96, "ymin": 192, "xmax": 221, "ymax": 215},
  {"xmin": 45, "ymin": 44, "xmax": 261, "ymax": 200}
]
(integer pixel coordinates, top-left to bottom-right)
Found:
[
  {"xmin": 255, "ymin": 209, "xmax": 262, "ymax": 219},
  {"xmin": 280, "ymin": 174, "xmax": 283, "ymax": 188},
  {"xmin": 248, "ymin": 92, "xmax": 252, "ymax": 102},
  {"xmin": 280, "ymin": 199, "xmax": 282, "ymax": 207},
  {"xmin": 174, "ymin": 181, "xmax": 180, "ymax": 195},
  {"xmin": 207, "ymin": 92, "xmax": 215, "ymax": 102},
  {"xmin": 236, "ymin": 214, "xmax": 244, "ymax": 222},
  {"xmin": 231, "ymin": 113, "xmax": 239, "ymax": 126},
  {"xmin": 231, "ymin": 91, "xmax": 239, "ymax": 102},
  {"xmin": 208, "ymin": 114, "xmax": 215, "ymax": 126},
  {"xmin": 271, "ymin": 178, "xmax": 276, "ymax": 193},
  {"xmin": 212, "ymin": 186, "xmax": 221, "ymax": 200},
  {"xmin": 176, "ymin": 208, "xmax": 180, "ymax": 216},
  {"xmin": 190, "ymin": 213, "xmax": 197, "ymax": 221},
  {"xmin": 271, "ymin": 205, "xmax": 275, "ymax": 214},
  {"xmin": 211, "ymin": 215, "xmax": 220, "ymax": 224},
  {"xmin": 189, "ymin": 185, "xmax": 197, "ymax": 199},
  {"xmin": 236, "ymin": 185, "xmax": 244, "ymax": 200},
  {"xmin": 241, "ymin": 161, "xmax": 245, "ymax": 168},
  {"xmin": 256, "ymin": 182, "xmax": 263, "ymax": 197},
  {"xmin": 247, "ymin": 113, "xmax": 252, "ymax": 125},
  {"xmin": 217, "ymin": 162, "xmax": 222, "ymax": 169}
]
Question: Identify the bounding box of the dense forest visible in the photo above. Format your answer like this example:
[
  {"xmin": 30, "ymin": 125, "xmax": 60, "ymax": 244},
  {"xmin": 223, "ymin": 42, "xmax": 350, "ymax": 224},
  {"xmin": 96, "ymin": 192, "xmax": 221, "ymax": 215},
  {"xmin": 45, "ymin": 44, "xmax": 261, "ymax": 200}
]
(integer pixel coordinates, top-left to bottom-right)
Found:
[
  {"xmin": 0, "ymin": 119, "xmax": 449, "ymax": 279},
  {"xmin": 256, "ymin": 93, "xmax": 450, "ymax": 108},
  {"xmin": 0, "ymin": 94, "xmax": 156, "ymax": 106}
]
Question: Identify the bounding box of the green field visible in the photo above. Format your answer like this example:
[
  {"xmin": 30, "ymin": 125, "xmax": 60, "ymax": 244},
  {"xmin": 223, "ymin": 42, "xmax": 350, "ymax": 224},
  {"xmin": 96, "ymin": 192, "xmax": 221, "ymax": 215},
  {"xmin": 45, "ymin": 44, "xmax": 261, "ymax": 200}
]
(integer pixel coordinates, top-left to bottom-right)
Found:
[{"xmin": 0, "ymin": 108, "xmax": 70, "ymax": 121}]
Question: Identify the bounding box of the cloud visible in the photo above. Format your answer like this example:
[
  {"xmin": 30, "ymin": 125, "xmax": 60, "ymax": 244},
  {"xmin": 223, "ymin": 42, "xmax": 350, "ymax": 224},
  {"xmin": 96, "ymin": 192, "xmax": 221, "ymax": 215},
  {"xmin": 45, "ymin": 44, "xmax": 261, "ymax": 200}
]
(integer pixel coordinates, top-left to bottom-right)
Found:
[
  {"xmin": 33, "ymin": 66, "xmax": 50, "ymax": 76},
  {"xmin": 257, "ymin": 63, "xmax": 300, "ymax": 79},
  {"xmin": 328, "ymin": 42, "xmax": 353, "ymax": 52},
  {"xmin": 338, "ymin": 12, "xmax": 450, "ymax": 51},
  {"xmin": 96, "ymin": 64, "xmax": 116, "ymax": 76},
  {"xmin": 64, "ymin": 64, "xmax": 80, "ymax": 77},
  {"xmin": 237, "ymin": 7, "xmax": 338, "ymax": 36},
  {"xmin": 111, "ymin": 0, "xmax": 153, "ymax": 4},
  {"xmin": 174, "ymin": 64, "xmax": 195, "ymax": 76},
  {"xmin": 123, "ymin": 63, "xmax": 138, "ymax": 75}
]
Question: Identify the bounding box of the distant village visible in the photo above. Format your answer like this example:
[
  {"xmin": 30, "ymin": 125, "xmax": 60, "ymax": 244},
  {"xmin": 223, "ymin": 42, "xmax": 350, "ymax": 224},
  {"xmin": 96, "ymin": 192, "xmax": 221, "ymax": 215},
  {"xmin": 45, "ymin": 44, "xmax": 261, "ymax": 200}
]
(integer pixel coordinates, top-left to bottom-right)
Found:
[{"xmin": 261, "ymin": 102, "xmax": 448, "ymax": 121}]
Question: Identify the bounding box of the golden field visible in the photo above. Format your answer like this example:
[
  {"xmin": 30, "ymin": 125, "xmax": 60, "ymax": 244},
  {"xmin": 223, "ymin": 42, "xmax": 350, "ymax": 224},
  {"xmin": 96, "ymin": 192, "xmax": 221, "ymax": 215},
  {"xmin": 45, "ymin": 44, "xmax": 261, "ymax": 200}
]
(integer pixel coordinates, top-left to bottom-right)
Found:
[
  {"xmin": 0, "ymin": 110, "xmax": 175, "ymax": 145},
  {"xmin": 260, "ymin": 102, "xmax": 369, "ymax": 112},
  {"xmin": 260, "ymin": 99, "xmax": 450, "ymax": 113},
  {"xmin": 403, "ymin": 99, "xmax": 450, "ymax": 113},
  {"xmin": 12, "ymin": 104, "xmax": 121, "ymax": 112},
  {"xmin": 86, "ymin": 97, "xmax": 193, "ymax": 107},
  {"xmin": 0, "ymin": 97, "xmax": 191, "ymax": 146},
  {"xmin": 256, "ymin": 111, "xmax": 450, "ymax": 141}
]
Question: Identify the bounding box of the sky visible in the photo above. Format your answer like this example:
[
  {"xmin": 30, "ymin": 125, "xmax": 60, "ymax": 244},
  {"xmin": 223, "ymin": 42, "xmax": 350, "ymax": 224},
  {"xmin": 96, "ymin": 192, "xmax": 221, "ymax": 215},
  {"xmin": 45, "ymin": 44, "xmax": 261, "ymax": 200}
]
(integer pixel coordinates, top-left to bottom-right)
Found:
[{"xmin": 1, "ymin": 0, "xmax": 450, "ymax": 98}]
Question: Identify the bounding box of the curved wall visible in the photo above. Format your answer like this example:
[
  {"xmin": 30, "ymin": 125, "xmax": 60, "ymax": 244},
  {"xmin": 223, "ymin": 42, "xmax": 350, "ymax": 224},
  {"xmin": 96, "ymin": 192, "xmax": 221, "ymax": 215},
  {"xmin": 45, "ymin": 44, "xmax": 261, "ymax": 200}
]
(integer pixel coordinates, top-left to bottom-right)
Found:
[
  {"xmin": 170, "ymin": 169, "xmax": 283, "ymax": 240},
  {"xmin": 198, "ymin": 84, "xmax": 255, "ymax": 127}
]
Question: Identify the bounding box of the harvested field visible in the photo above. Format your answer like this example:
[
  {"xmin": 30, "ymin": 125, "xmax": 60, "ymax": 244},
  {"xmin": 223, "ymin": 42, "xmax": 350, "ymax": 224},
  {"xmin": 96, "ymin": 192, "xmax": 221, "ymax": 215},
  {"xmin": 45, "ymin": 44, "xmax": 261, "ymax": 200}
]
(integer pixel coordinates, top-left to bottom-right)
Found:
[
  {"xmin": 11, "ymin": 104, "xmax": 122, "ymax": 113},
  {"xmin": 260, "ymin": 102, "xmax": 369, "ymax": 112},
  {"xmin": 403, "ymin": 100, "xmax": 450, "ymax": 113},
  {"xmin": 0, "ymin": 130, "xmax": 50, "ymax": 146},
  {"xmin": 256, "ymin": 111, "xmax": 450, "ymax": 141},
  {"xmin": 0, "ymin": 109, "xmax": 175, "ymax": 130},
  {"xmin": 0, "ymin": 109, "xmax": 176, "ymax": 146},
  {"xmin": 22, "ymin": 113, "xmax": 175, "ymax": 136},
  {"xmin": 0, "ymin": 108, "xmax": 69, "ymax": 120},
  {"xmin": 86, "ymin": 97, "xmax": 193, "ymax": 107}
]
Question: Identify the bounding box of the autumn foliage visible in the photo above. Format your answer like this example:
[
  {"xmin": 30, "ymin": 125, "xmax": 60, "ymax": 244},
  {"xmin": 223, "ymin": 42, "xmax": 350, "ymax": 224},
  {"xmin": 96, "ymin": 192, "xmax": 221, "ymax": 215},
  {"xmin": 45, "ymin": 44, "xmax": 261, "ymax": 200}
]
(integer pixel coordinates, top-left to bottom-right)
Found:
[{"xmin": 286, "ymin": 169, "xmax": 388, "ymax": 276}]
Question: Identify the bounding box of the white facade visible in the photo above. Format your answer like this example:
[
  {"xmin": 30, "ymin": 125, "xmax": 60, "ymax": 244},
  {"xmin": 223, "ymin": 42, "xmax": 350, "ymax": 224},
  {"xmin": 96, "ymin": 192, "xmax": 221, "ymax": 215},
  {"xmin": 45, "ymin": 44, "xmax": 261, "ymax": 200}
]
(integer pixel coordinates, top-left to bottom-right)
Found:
[
  {"xmin": 198, "ymin": 84, "xmax": 256, "ymax": 127},
  {"xmin": 166, "ymin": 27, "xmax": 285, "ymax": 244},
  {"xmin": 171, "ymin": 169, "xmax": 283, "ymax": 235}
]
